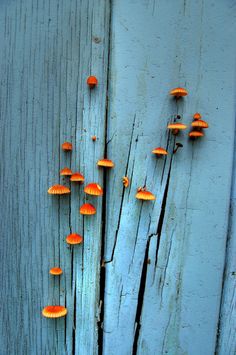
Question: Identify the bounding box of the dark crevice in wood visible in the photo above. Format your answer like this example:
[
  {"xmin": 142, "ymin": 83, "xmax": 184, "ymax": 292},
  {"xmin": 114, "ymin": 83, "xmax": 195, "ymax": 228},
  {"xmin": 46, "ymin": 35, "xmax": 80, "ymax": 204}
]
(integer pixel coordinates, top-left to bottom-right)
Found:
[
  {"xmin": 132, "ymin": 109, "xmax": 177, "ymax": 353},
  {"xmin": 132, "ymin": 236, "xmax": 151, "ymax": 355},
  {"xmin": 72, "ymin": 281, "xmax": 76, "ymax": 355},
  {"xmin": 160, "ymin": 128, "xmax": 172, "ymax": 185},
  {"xmin": 64, "ymin": 291, "xmax": 67, "ymax": 350},
  {"xmin": 154, "ymin": 161, "xmax": 172, "ymax": 268},
  {"xmin": 214, "ymin": 202, "xmax": 233, "ymax": 354},
  {"xmin": 71, "ymin": 248, "xmax": 74, "ymax": 289},
  {"xmin": 98, "ymin": 2, "xmax": 112, "ymax": 353},
  {"xmin": 105, "ymin": 113, "xmax": 136, "ymax": 264},
  {"xmin": 157, "ymin": 101, "xmax": 179, "ymax": 262},
  {"xmin": 130, "ymin": 205, "xmax": 144, "ymax": 268},
  {"xmin": 215, "ymin": 121, "xmax": 236, "ymax": 353},
  {"xmin": 98, "ymin": 167, "xmax": 107, "ymax": 355}
]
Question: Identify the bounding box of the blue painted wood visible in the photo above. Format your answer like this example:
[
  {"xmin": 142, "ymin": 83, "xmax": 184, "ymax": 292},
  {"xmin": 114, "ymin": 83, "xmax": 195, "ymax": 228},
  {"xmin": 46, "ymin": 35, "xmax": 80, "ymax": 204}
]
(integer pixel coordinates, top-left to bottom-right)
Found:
[
  {"xmin": 103, "ymin": 1, "xmax": 236, "ymax": 354},
  {"xmin": 217, "ymin": 130, "xmax": 236, "ymax": 355},
  {"xmin": 0, "ymin": 0, "xmax": 236, "ymax": 354},
  {"xmin": 0, "ymin": 0, "xmax": 109, "ymax": 354}
]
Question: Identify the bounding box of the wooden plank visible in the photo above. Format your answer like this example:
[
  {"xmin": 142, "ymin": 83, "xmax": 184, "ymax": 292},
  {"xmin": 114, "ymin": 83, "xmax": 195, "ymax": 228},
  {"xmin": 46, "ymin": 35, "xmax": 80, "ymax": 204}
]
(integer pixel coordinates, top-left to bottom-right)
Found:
[
  {"xmin": 0, "ymin": 0, "xmax": 110, "ymax": 354},
  {"xmin": 216, "ymin": 136, "xmax": 236, "ymax": 355},
  {"xmin": 102, "ymin": 1, "xmax": 236, "ymax": 354}
]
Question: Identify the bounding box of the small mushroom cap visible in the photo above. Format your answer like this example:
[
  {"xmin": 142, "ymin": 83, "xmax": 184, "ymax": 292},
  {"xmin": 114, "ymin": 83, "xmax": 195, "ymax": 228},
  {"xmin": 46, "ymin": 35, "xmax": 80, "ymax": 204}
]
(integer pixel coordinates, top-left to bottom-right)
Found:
[
  {"xmin": 48, "ymin": 185, "xmax": 71, "ymax": 195},
  {"xmin": 87, "ymin": 76, "xmax": 98, "ymax": 86},
  {"xmin": 60, "ymin": 167, "xmax": 73, "ymax": 176},
  {"xmin": 62, "ymin": 142, "xmax": 72, "ymax": 151},
  {"xmin": 193, "ymin": 112, "xmax": 202, "ymax": 120},
  {"xmin": 84, "ymin": 183, "xmax": 103, "ymax": 196},
  {"xmin": 66, "ymin": 233, "xmax": 83, "ymax": 245},
  {"xmin": 80, "ymin": 203, "xmax": 96, "ymax": 215},
  {"xmin": 189, "ymin": 130, "xmax": 204, "ymax": 138},
  {"xmin": 191, "ymin": 119, "xmax": 209, "ymax": 128},
  {"xmin": 70, "ymin": 172, "xmax": 85, "ymax": 182},
  {"xmin": 136, "ymin": 189, "xmax": 156, "ymax": 201},
  {"xmin": 152, "ymin": 147, "xmax": 168, "ymax": 155},
  {"xmin": 175, "ymin": 143, "xmax": 183, "ymax": 147},
  {"xmin": 91, "ymin": 136, "xmax": 97, "ymax": 141},
  {"xmin": 49, "ymin": 267, "xmax": 63, "ymax": 275},
  {"xmin": 97, "ymin": 159, "xmax": 115, "ymax": 168},
  {"xmin": 167, "ymin": 123, "xmax": 187, "ymax": 130},
  {"xmin": 169, "ymin": 87, "xmax": 188, "ymax": 97},
  {"xmin": 123, "ymin": 176, "xmax": 129, "ymax": 188},
  {"xmin": 42, "ymin": 305, "xmax": 67, "ymax": 318}
]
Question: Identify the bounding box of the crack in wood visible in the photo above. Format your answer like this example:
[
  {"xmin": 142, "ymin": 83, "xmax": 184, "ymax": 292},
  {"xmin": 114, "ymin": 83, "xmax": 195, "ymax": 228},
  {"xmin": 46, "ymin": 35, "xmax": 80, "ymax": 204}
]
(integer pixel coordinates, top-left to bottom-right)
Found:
[
  {"xmin": 154, "ymin": 161, "xmax": 173, "ymax": 269},
  {"xmin": 132, "ymin": 235, "xmax": 152, "ymax": 355},
  {"xmin": 72, "ymin": 282, "xmax": 76, "ymax": 355},
  {"xmin": 98, "ymin": 3, "xmax": 112, "ymax": 352},
  {"xmin": 105, "ymin": 114, "xmax": 136, "ymax": 264}
]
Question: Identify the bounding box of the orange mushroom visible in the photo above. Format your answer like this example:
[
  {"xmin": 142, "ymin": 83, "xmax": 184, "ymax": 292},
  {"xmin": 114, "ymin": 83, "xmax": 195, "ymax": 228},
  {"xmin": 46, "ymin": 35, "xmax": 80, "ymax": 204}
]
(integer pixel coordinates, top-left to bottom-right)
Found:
[
  {"xmin": 91, "ymin": 136, "xmax": 97, "ymax": 141},
  {"xmin": 189, "ymin": 131, "xmax": 204, "ymax": 138},
  {"xmin": 66, "ymin": 233, "xmax": 83, "ymax": 245},
  {"xmin": 167, "ymin": 123, "xmax": 187, "ymax": 135},
  {"xmin": 87, "ymin": 76, "xmax": 98, "ymax": 88},
  {"xmin": 80, "ymin": 203, "xmax": 96, "ymax": 215},
  {"xmin": 70, "ymin": 172, "xmax": 85, "ymax": 183},
  {"xmin": 49, "ymin": 267, "xmax": 63, "ymax": 276},
  {"xmin": 48, "ymin": 185, "xmax": 70, "ymax": 195},
  {"xmin": 60, "ymin": 167, "xmax": 73, "ymax": 176},
  {"xmin": 193, "ymin": 112, "xmax": 202, "ymax": 120},
  {"xmin": 123, "ymin": 176, "xmax": 129, "ymax": 188},
  {"xmin": 84, "ymin": 183, "xmax": 103, "ymax": 196},
  {"xmin": 152, "ymin": 147, "xmax": 168, "ymax": 156},
  {"xmin": 61, "ymin": 142, "xmax": 72, "ymax": 151},
  {"xmin": 135, "ymin": 188, "xmax": 156, "ymax": 201},
  {"xmin": 42, "ymin": 305, "xmax": 67, "ymax": 318},
  {"xmin": 191, "ymin": 119, "xmax": 209, "ymax": 129},
  {"xmin": 97, "ymin": 159, "xmax": 115, "ymax": 168},
  {"xmin": 169, "ymin": 87, "xmax": 188, "ymax": 97}
]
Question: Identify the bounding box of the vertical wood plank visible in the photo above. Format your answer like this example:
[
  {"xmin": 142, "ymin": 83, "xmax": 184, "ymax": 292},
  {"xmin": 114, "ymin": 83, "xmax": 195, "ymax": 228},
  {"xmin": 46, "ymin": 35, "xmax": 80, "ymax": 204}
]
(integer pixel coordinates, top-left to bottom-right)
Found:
[
  {"xmin": 102, "ymin": 1, "xmax": 236, "ymax": 354},
  {"xmin": 216, "ymin": 132, "xmax": 236, "ymax": 355},
  {"xmin": 0, "ymin": 0, "xmax": 110, "ymax": 354}
]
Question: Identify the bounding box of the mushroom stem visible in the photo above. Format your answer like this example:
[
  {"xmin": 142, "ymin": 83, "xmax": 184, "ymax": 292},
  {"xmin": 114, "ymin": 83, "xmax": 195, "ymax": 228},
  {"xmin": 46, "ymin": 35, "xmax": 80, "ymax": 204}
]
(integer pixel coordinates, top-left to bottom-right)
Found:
[
  {"xmin": 173, "ymin": 147, "xmax": 179, "ymax": 154},
  {"xmin": 172, "ymin": 129, "xmax": 179, "ymax": 135},
  {"xmin": 173, "ymin": 143, "xmax": 183, "ymax": 154}
]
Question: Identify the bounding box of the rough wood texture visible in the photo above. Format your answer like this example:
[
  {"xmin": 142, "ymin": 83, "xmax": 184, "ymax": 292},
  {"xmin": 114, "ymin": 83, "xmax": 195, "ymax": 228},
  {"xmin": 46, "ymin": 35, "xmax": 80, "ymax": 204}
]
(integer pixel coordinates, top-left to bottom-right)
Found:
[
  {"xmin": 102, "ymin": 1, "xmax": 236, "ymax": 355},
  {"xmin": 0, "ymin": 1, "xmax": 236, "ymax": 354},
  {"xmin": 0, "ymin": 0, "xmax": 110, "ymax": 354},
  {"xmin": 216, "ymin": 133, "xmax": 236, "ymax": 355}
]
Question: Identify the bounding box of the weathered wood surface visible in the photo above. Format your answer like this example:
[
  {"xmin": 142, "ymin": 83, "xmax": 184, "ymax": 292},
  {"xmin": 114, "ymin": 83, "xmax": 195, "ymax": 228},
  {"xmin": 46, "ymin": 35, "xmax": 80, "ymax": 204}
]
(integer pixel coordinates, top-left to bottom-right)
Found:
[
  {"xmin": 0, "ymin": 0, "xmax": 110, "ymax": 354},
  {"xmin": 0, "ymin": 0, "xmax": 236, "ymax": 354},
  {"xmin": 216, "ymin": 131, "xmax": 236, "ymax": 355},
  {"xmin": 103, "ymin": 1, "xmax": 236, "ymax": 354}
]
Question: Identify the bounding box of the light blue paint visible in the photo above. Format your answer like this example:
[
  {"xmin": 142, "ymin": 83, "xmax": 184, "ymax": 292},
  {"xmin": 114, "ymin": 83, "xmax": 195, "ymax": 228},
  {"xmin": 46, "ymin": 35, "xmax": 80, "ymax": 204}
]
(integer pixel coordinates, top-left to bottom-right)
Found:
[
  {"xmin": 103, "ymin": 1, "xmax": 236, "ymax": 355},
  {"xmin": 0, "ymin": 0, "xmax": 109, "ymax": 354},
  {"xmin": 0, "ymin": 1, "xmax": 235, "ymax": 354},
  {"xmin": 217, "ymin": 128, "xmax": 236, "ymax": 354}
]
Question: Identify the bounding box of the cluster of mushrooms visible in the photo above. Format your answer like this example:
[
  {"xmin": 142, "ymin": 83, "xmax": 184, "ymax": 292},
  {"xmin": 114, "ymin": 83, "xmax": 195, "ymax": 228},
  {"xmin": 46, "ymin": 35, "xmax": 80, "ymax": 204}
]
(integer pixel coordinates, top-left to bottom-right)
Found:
[
  {"xmin": 42, "ymin": 84, "xmax": 209, "ymax": 319},
  {"xmin": 153, "ymin": 87, "xmax": 209, "ymax": 157}
]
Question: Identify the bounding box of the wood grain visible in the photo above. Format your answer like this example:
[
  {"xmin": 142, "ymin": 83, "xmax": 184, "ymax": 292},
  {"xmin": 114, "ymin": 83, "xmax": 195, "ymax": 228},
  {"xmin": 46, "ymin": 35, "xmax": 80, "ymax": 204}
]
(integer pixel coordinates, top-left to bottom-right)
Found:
[
  {"xmin": 216, "ymin": 133, "xmax": 236, "ymax": 355},
  {"xmin": 0, "ymin": 0, "xmax": 236, "ymax": 354},
  {"xmin": 102, "ymin": 1, "xmax": 236, "ymax": 354},
  {"xmin": 0, "ymin": 0, "xmax": 110, "ymax": 354}
]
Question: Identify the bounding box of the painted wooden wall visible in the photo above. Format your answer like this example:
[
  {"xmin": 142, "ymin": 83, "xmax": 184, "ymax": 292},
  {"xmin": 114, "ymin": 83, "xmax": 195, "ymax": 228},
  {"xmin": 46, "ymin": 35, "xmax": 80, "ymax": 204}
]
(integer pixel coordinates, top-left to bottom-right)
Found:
[{"xmin": 0, "ymin": 1, "xmax": 235, "ymax": 354}]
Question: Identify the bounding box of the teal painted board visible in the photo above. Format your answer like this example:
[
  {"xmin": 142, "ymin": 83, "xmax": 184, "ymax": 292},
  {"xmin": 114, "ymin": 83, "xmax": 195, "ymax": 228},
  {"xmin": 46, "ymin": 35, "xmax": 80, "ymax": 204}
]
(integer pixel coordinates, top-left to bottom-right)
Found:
[
  {"xmin": 217, "ymin": 132, "xmax": 236, "ymax": 355},
  {"xmin": 0, "ymin": 0, "xmax": 109, "ymax": 354},
  {"xmin": 0, "ymin": 0, "xmax": 236, "ymax": 354},
  {"xmin": 103, "ymin": 1, "xmax": 236, "ymax": 355}
]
